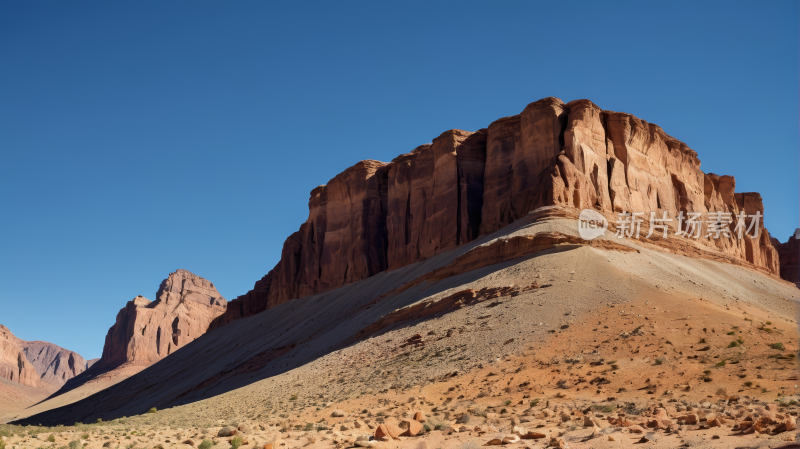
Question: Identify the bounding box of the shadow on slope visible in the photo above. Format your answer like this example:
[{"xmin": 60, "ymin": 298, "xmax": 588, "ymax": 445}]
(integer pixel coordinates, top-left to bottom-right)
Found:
[{"xmin": 14, "ymin": 208, "xmax": 584, "ymax": 425}]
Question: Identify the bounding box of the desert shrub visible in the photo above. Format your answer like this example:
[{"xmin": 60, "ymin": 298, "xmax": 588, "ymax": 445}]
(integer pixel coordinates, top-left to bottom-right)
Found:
[
  {"xmin": 744, "ymin": 381, "xmax": 753, "ymax": 387},
  {"xmin": 69, "ymin": 440, "xmax": 81, "ymax": 449},
  {"xmin": 715, "ymin": 360, "xmax": 726, "ymax": 367},
  {"xmin": 289, "ymin": 394, "xmax": 298, "ymax": 401},
  {"xmin": 654, "ymin": 358, "xmax": 665, "ymax": 365},
  {"xmin": 503, "ymin": 400, "xmax": 511, "ymax": 406},
  {"xmin": 530, "ymin": 398, "xmax": 540, "ymax": 407},
  {"xmin": 48, "ymin": 434, "xmax": 56, "ymax": 443},
  {"xmin": 147, "ymin": 407, "xmax": 157, "ymax": 414},
  {"xmin": 0, "ymin": 438, "xmax": 5, "ymax": 449},
  {"xmin": 771, "ymin": 343, "xmax": 785, "ymax": 350},
  {"xmin": 102, "ymin": 443, "xmax": 111, "ymax": 448},
  {"xmin": 728, "ymin": 341, "xmax": 740, "ymax": 348},
  {"xmin": 230, "ymin": 435, "xmax": 243, "ymax": 449},
  {"xmin": 81, "ymin": 434, "xmax": 89, "ymax": 440},
  {"xmin": 592, "ymin": 404, "xmax": 617, "ymax": 413},
  {"xmin": 198, "ymin": 440, "xmax": 213, "ymax": 449}
]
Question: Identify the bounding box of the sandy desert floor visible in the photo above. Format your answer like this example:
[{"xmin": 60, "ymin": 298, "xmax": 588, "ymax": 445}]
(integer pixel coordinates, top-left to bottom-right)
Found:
[{"xmin": 3, "ymin": 212, "xmax": 800, "ymax": 448}]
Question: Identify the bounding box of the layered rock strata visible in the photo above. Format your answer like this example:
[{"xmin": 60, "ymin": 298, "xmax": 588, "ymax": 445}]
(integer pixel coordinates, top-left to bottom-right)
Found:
[
  {"xmin": 98, "ymin": 269, "xmax": 226, "ymax": 368},
  {"xmin": 211, "ymin": 97, "xmax": 780, "ymax": 329}
]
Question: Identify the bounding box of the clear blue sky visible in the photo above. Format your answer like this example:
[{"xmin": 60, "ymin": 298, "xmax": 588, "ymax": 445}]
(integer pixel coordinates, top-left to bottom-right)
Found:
[{"xmin": 1, "ymin": 1, "xmax": 797, "ymax": 359}]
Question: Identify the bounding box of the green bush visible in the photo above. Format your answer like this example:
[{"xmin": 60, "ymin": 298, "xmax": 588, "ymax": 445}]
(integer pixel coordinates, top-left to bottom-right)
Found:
[
  {"xmin": 69, "ymin": 440, "xmax": 82, "ymax": 449},
  {"xmin": 81, "ymin": 434, "xmax": 89, "ymax": 440},
  {"xmin": 771, "ymin": 343, "xmax": 785, "ymax": 350},
  {"xmin": 198, "ymin": 440, "xmax": 213, "ymax": 449},
  {"xmin": 230, "ymin": 435, "xmax": 243, "ymax": 449},
  {"xmin": 48, "ymin": 434, "xmax": 57, "ymax": 443}
]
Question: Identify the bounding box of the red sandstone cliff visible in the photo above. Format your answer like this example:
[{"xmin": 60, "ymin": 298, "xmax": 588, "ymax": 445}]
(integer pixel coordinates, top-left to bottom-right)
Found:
[
  {"xmin": 0, "ymin": 325, "xmax": 41, "ymax": 388},
  {"xmin": 211, "ymin": 97, "xmax": 780, "ymax": 329},
  {"xmin": 98, "ymin": 269, "xmax": 226, "ymax": 369},
  {"xmin": 774, "ymin": 231, "xmax": 800, "ymax": 286}
]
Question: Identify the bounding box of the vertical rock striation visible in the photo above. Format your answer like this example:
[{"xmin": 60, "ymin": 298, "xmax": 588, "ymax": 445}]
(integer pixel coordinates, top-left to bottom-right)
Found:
[
  {"xmin": 98, "ymin": 269, "xmax": 226, "ymax": 368},
  {"xmin": 774, "ymin": 231, "xmax": 800, "ymax": 287},
  {"xmin": 21, "ymin": 341, "xmax": 91, "ymax": 389},
  {"xmin": 0, "ymin": 325, "xmax": 41, "ymax": 388},
  {"xmin": 211, "ymin": 97, "xmax": 781, "ymax": 329}
]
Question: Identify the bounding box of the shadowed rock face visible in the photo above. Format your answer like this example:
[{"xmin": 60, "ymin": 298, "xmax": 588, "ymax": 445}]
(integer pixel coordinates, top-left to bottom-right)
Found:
[
  {"xmin": 211, "ymin": 97, "xmax": 781, "ymax": 330},
  {"xmin": 21, "ymin": 341, "xmax": 90, "ymax": 389},
  {"xmin": 774, "ymin": 231, "xmax": 800, "ymax": 287},
  {"xmin": 99, "ymin": 269, "xmax": 227, "ymax": 369}
]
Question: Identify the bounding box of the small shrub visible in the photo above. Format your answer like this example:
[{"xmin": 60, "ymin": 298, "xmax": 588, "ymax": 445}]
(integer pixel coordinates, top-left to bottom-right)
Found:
[
  {"xmin": 503, "ymin": 400, "xmax": 511, "ymax": 406},
  {"xmin": 146, "ymin": 407, "xmax": 157, "ymax": 414},
  {"xmin": 230, "ymin": 435, "xmax": 243, "ymax": 449},
  {"xmin": 198, "ymin": 440, "xmax": 213, "ymax": 449},
  {"xmin": 744, "ymin": 381, "xmax": 753, "ymax": 387},
  {"xmin": 69, "ymin": 441, "xmax": 81, "ymax": 449},
  {"xmin": 530, "ymin": 398, "xmax": 540, "ymax": 407},
  {"xmin": 766, "ymin": 321, "xmax": 772, "ymax": 325},
  {"xmin": 715, "ymin": 360, "xmax": 726, "ymax": 367},
  {"xmin": 728, "ymin": 341, "xmax": 740, "ymax": 348},
  {"xmin": 102, "ymin": 443, "xmax": 111, "ymax": 448},
  {"xmin": 771, "ymin": 343, "xmax": 785, "ymax": 350},
  {"xmin": 48, "ymin": 434, "xmax": 56, "ymax": 443},
  {"xmin": 654, "ymin": 358, "xmax": 665, "ymax": 365},
  {"xmin": 81, "ymin": 434, "xmax": 89, "ymax": 440},
  {"xmin": 727, "ymin": 331, "xmax": 735, "ymax": 335},
  {"xmin": 95, "ymin": 418, "xmax": 102, "ymax": 423},
  {"xmin": 289, "ymin": 394, "xmax": 298, "ymax": 401}
]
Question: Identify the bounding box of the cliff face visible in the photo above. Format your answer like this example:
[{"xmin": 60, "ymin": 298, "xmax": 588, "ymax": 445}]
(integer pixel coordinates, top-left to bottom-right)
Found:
[
  {"xmin": 774, "ymin": 232, "xmax": 800, "ymax": 286},
  {"xmin": 21, "ymin": 341, "xmax": 90, "ymax": 389},
  {"xmin": 98, "ymin": 269, "xmax": 226, "ymax": 368},
  {"xmin": 211, "ymin": 97, "xmax": 780, "ymax": 329},
  {"xmin": 0, "ymin": 325, "xmax": 41, "ymax": 388},
  {"xmin": 0, "ymin": 325, "xmax": 95, "ymax": 391}
]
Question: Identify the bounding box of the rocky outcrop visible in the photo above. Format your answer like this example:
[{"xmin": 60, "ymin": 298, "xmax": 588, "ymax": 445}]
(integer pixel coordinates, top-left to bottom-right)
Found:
[
  {"xmin": 21, "ymin": 341, "xmax": 91, "ymax": 389},
  {"xmin": 0, "ymin": 325, "xmax": 41, "ymax": 388},
  {"xmin": 98, "ymin": 269, "xmax": 226, "ymax": 368},
  {"xmin": 211, "ymin": 97, "xmax": 781, "ymax": 330},
  {"xmin": 0, "ymin": 325, "xmax": 94, "ymax": 391},
  {"xmin": 774, "ymin": 231, "xmax": 800, "ymax": 286}
]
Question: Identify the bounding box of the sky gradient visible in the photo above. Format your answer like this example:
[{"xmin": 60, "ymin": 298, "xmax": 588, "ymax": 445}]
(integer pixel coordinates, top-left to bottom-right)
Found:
[{"xmin": 1, "ymin": 1, "xmax": 798, "ymax": 359}]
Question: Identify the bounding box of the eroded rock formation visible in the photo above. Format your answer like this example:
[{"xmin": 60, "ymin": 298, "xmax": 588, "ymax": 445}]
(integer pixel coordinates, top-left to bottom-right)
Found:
[
  {"xmin": 211, "ymin": 97, "xmax": 780, "ymax": 329},
  {"xmin": 774, "ymin": 231, "xmax": 800, "ymax": 287},
  {"xmin": 98, "ymin": 269, "xmax": 226, "ymax": 368},
  {"xmin": 0, "ymin": 325, "xmax": 41, "ymax": 388},
  {"xmin": 0, "ymin": 325, "xmax": 96, "ymax": 391},
  {"xmin": 21, "ymin": 341, "xmax": 91, "ymax": 389}
]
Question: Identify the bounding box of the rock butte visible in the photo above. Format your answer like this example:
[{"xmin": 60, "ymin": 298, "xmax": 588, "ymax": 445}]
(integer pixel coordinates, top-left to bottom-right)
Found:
[
  {"xmin": 211, "ymin": 97, "xmax": 782, "ymax": 329},
  {"xmin": 98, "ymin": 269, "xmax": 227, "ymax": 369}
]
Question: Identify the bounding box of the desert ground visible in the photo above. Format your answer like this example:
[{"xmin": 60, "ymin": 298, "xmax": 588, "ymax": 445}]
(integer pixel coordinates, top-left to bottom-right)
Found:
[{"xmin": 3, "ymin": 210, "xmax": 800, "ymax": 448}]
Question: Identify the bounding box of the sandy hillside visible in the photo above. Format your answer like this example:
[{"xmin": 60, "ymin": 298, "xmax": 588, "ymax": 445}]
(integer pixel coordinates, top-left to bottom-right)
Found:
[{"xmin": 3, "ymin": 206, "xmax": 800, "ymax": 448}]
